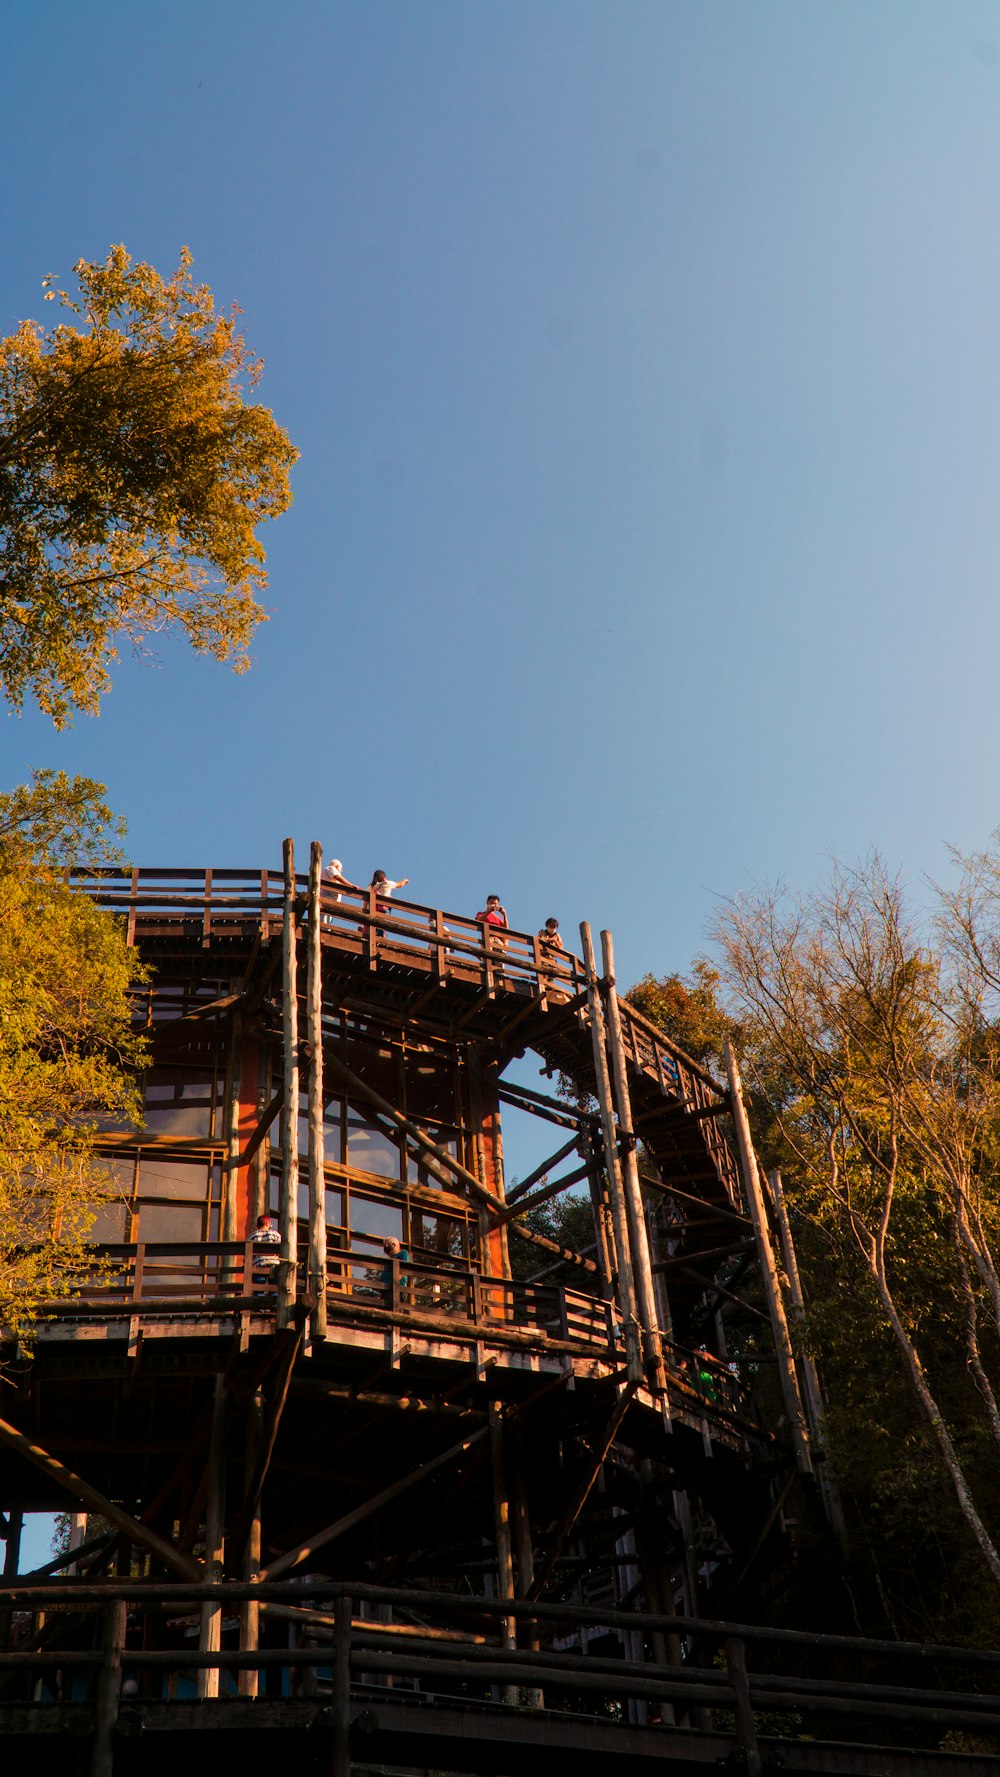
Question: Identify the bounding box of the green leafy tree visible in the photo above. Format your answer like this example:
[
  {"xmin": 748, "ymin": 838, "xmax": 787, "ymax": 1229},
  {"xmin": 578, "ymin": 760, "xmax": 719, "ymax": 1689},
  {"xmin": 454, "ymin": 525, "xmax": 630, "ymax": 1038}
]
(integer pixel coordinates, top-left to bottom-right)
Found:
[
  {"xmin": 0, "ymin": 772, "xmax": 145, "ymax": 1343},
  {"xmin": 0, "ymin": 246, "xmax": 297, "ymax": 724},
  {"xmin": 714, "ymin": 856, "xmax": 1000, "ymax": 1605}
]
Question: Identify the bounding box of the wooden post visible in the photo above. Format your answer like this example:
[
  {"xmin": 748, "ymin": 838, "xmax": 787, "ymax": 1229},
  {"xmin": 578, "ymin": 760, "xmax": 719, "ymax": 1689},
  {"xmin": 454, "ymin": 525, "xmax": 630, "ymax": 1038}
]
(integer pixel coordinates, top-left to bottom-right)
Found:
[
  {"xmin": 197, "ymin": 1376, "xmax": 227, "ymax": 1699},
  {"xmin": 580, "ymin": 923, "xmax": 643, "ymax": 1385},
  {"xmin": 600, "ymin": 930, "xmax": 668, "ymax": 1400},
  {"xmin": 723, "ymin": 1043, "xmax": 812, "ymax": 1475},
  {"xmin": 223, "ymin": 1001, "xmax": 243, "ymax": 1244},
  {"xmin": 489, "ymin": 1403, "xmax": 518, "ymax": 1705},
  {"xmin": 92, "ymin": 1594, "xmax": 126, "ymax": 1777},
  {"xmin": 307, "ymin": 842, "xmax": 327, "ymax": 1338},
  {"xmin": 254, "ymin": 1039, "xmax": 271, "ymax": 1223},
  {"xmin": 508, "ymin": 1418, "xmax": 543, "ymax": 1708},
  {"xmin": 332, "ymin": 1594, "xmax": 353, "ymax": 1777},
  {"xmin": 587, "ymin": 1154, "xmax": 615, "ymax": 1301},
  {"xmin": 725, "ymin": 1635, "xmax": 762, "ymax": 1776},
  {"xmin": 279, "ymin": 838, "xmax": 299, "ymax": 1330},
  {"xmin": 768, "ymin": 1167, "xmax": 847, "ymax": 1542},
  {"xmin": 238, "ymin": 1388, "xmax": 264, "ymax": 1699}
]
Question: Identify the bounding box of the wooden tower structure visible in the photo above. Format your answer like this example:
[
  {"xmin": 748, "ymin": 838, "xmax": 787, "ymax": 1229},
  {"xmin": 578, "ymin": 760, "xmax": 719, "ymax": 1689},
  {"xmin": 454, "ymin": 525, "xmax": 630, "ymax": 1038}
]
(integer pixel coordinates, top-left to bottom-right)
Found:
[{"xmin": 0, "ymin": 844, "xmax": 842, "ymax": 1773}]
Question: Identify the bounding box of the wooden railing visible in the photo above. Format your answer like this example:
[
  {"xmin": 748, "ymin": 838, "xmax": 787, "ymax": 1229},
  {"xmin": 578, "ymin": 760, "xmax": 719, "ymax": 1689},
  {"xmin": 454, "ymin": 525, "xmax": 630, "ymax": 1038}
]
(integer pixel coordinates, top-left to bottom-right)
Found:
[
  {"xmin": 5, "ymin": 1576, "xmax": 1000, "ymax": 1773},
  {"xmin": 46, "ymin": 1244, "xmax": 615, "ymax": 1354},
  {"xmin": 326, "ymin": 1253, "xmax": 616, "ymax": 1350}
]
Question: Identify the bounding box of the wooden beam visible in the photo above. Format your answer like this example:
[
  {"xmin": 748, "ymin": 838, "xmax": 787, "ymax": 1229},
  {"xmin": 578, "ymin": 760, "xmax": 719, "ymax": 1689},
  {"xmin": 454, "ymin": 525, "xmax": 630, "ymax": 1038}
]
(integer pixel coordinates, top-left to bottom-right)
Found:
[
  {"xmin": 507, "ymin": 1222, "xmax": 598, "ymax": 1273},
  {"xmin": 505, "ymin": 1137, "xmax": 581, "ymax": 1206},
  {"xmin": 528, "ymin": 1382, "xmax": 638, "ymax": 1599},
  {"xmin": 0, "ymin": 1415, "xmax": 202, "ymax": 1581},
  {"xmin": 492, "ymin": 1159, "xmax": 596, "ymax": 1228},
  {"xmin": 229, "ymin": 1326, "xmax": 304, "ymax": 1564},
  {"xmin": 261, "ymin": 1424, "xmax": 492, "ymax": 1580}
]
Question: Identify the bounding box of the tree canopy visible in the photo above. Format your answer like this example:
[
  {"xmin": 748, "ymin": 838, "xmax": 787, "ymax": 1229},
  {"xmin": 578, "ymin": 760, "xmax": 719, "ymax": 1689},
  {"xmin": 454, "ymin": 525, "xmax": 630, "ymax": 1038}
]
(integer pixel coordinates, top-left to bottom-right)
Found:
[
  {"xmin": 0, "ymin": 772, "xmax": 145, "ymax": 1342},
  {"xmin": 0, "ymin": 246, "xmax": 297, "ymax": 724},
  {"xmin": 710, "ymin": 851, "xmax": 1000, "ymax": 1633}
]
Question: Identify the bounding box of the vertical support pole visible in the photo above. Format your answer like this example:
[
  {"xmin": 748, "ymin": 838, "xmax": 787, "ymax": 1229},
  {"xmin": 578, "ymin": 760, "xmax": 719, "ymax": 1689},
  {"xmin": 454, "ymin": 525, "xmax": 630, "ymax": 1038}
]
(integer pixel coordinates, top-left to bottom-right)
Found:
[
  {"xmin": 279, "ymin": 838, "xmax": 299, "ymax": 1330},
  {"xmin": 238, "ymin": 1388, "xmax": 264, "ymax": 1698},
  {"xmin": 489, "ymin": 1404, "xmax": 518, "ymax": 1705},
  {"xmin": 197, "ymin": 1376, "xmax": 227, "ymax": 1699},
  {"xmin": 725, "ymin": 1636, "xmax": 761, "ymax": 1776},
  {"xmin": 255, "ymin": 1039, "xmax": 271, "ymax": 1223},
  {"xmin": 92, "ymin": 1594, "xmax": 126, "ymax": 1777},
  {"xmin": 724, "ymin": 1043, "xmax": 812, "ymax": 1475},
  {"xmin": 223, "ymin": 1003, "xmax": 243, "ymax": 1244},
  {"xmin": 507, "ymin": 1419, "xmax": 542, "ymax": 1707},
  {"xmin": 586, "ymin": 1150, "xmax": 615, "ymax": 1302},
  {"xmin": 0, "ymin": 1507, "xmax": 22, "ymax": 1649},
  {"xmin": 600, "ymin": 930, "xmax": 668, "ymax": 1401},
  {"xmin": 580, "ymin": 923, "xmax": 643, "ymax": 1385},
  {"xmin": 307, "ymin": 842, "xmax": 327, "ymax": 1338},
  {"xmin": 333, "ymin": 1594, "xmax": 353, "ymax": 1777},
  {"xmin": 768, "ymin": 1168, "xmax": 847, "ymax": 1542}
]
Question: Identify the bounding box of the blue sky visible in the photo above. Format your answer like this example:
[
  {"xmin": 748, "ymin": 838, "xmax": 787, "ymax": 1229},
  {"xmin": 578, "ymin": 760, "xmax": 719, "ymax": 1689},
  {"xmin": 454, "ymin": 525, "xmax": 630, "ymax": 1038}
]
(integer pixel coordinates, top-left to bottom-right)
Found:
[{"xmin": 4, "ymin": 0, "xmax": 1000, "ymax": 986}]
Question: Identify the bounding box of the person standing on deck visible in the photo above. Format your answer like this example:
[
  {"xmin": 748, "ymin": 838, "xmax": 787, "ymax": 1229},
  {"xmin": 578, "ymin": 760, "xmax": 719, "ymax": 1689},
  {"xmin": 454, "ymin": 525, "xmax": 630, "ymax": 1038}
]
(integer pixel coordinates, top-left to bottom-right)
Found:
[
  {"xmin": 252, "ymin": 1213, "xmax": 282, "ymax": 1288},
  {"xmin": 537, "ymin": 916, "xmax": 565, "ymax": 997},
  {"xmin": 370, "ymin": 869, "xmax": 409, "ymax": 910},
  {"xmin": 322, "ymin": 857, "xmax": 355, "ymax": 924},
  {"xmin": 476, "ymin": 894, "xmax": 508, "ymax": 934}
]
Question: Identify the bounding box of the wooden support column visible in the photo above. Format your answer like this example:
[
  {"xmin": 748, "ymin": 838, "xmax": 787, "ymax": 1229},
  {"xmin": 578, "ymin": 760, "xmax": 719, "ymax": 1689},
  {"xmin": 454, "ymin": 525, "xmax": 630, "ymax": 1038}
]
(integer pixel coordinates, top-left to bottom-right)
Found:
[
  {"xmin": 507, "ymin": 1418, "xmax": 543, "ymax": 1707},
  {"xmin": 307, "ymin": 841, "xmax": 327, "ymax": 1337},
  {"xmin": 601, "ymin": 929, "xmax": 668, "ymax": 1400},
  {"xmin": 197, "ymin": 1377, "xmax": 227, "ymax": 1700},
  {"xmin": 92, "ymin": 1594, "xmax": 126, "ymax": 1777},
  {"xmin": 279, "ymin": 837, "xmax": 299, "ymax": 1330},
  {"xmin": 586, "ymin": 1134, "xmax": 616, "ymax": 1302},
  {"xmin": 580, "ymin": 922, "xmax": 643, "ymax": 1385},
  {"xmin": 254, "ymin": 1038, "xmax": 271, "ymax": 1221},
  {"xmin": 723, "ymin": 1042, "xmax": 812, "ymax": 1475},
  {"xmin": 238, "ymin": 1389, "xmax": 264, "ymax": 1699},
  {"xmin": 332, "ymin": 1594, "xmax": 353, "ymax": 1777},
  {"xmin": 768, "ymin": 1167, "xmax": 846, "ymax": 1542},
  {"xmin": 223, "ymin": 1001, "xmax": 244, "ymax": 1244},
  {"xmin": 489, "ymin": 1403, "xmax": 518, "ymax": 1705}
]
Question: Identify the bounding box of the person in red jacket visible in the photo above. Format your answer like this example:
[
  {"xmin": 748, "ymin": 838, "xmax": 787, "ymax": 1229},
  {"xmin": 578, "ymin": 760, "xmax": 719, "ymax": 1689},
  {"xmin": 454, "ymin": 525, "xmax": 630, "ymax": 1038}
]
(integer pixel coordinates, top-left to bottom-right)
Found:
[{"xmin": 476, "ymin": 894, "xmax": 508, "ymax": 932}]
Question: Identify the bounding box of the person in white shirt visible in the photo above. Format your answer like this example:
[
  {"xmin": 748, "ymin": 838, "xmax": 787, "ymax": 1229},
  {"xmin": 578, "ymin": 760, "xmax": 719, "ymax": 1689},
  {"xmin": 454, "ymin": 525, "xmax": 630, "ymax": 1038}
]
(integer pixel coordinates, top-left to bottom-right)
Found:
[{"xmin": 370, "ymin": 869, "xmax": 409, "ymax": 907}]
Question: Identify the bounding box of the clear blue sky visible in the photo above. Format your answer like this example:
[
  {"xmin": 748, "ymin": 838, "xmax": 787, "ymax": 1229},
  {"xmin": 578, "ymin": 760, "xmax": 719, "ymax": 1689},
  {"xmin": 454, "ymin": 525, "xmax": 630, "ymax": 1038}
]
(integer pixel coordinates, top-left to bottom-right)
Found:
[{"xmin": 4, "ymin": 0, "xmax": 1000, "ymax": 989}]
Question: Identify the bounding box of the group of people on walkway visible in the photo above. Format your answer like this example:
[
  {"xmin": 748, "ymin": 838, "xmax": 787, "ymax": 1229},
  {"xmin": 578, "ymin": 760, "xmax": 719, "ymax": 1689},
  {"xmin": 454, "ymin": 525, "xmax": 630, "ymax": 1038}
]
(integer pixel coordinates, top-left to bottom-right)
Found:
[{"xmin": 321, "ymin": 858, "xmax": 565, "ymax": 960}]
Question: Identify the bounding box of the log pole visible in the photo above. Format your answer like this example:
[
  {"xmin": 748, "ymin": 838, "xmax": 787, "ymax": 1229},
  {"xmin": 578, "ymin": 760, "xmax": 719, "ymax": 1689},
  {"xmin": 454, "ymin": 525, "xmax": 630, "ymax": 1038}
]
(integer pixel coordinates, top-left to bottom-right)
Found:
[
  {"xmin": 723, "ymin": 1043, "xmax": 812, "ymax": 1475},
  {"xmin": 580, "ymin": 923, "xmax": 643, "ymax": 1385},
  {"xmin": 601, "ymin": 930, "xmax": 668, "ymax": 1399},
  {"xmin": 197, "ymin": 1376, "xmax": 227, "ymax": 1699},
  {"xmin": 768, "ymin": 1168, "xmax": 846, "ymax": 1541},
  {"xmin": 279, "ymin": 838, "xmax": 299, "ymax": 1329},
  {"xmin": 307, "ymin": 842, "xmax": 327, "ymax": 1338}
]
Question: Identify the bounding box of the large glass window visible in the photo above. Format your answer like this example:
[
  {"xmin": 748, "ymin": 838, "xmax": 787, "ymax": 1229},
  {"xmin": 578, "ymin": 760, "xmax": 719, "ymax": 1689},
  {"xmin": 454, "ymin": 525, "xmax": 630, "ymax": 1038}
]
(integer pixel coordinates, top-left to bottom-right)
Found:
[
  {"xmin": 346, "ymin": 1106, "xmax": 403, "ymax": 1180},
  {"xmin": 143, "ymin": 1068, "xmax": 218, "ymax": 1137}
]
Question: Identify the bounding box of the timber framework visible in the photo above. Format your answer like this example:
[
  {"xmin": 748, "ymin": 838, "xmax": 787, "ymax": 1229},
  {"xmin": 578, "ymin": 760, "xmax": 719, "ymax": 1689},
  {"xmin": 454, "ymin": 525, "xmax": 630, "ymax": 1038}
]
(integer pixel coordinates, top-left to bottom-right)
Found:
[{"xmin": 0, "ymin": 845, "xmax": 989, "ymax": 1774}]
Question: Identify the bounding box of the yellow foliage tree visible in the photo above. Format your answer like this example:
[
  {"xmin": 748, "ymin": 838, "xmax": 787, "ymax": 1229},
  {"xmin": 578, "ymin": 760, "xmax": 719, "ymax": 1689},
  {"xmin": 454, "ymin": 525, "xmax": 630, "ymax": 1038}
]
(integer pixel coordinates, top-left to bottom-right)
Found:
[
  {"xmin": 0, "ymin": 246, "xmax": 297, "ymax": 725},
  {"xmin": 0, "ymin": 772, "xmax": 146, "ymax": 1342}
]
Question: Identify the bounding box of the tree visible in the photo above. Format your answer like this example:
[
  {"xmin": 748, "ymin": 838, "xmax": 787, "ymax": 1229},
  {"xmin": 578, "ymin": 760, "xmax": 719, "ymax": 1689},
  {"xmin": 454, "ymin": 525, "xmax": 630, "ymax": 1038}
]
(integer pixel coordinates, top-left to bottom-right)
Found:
[
  {"xmin": 0, "ymin": 246, "xmax": 297, "ymax": 724},
  {"xmin": 0, "ymin": 772, "xmax": 145, "ymax": 1343},
  {"xmin": 713, "ymin": 856, "xmax": 1000, "ymax": 1600}
]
